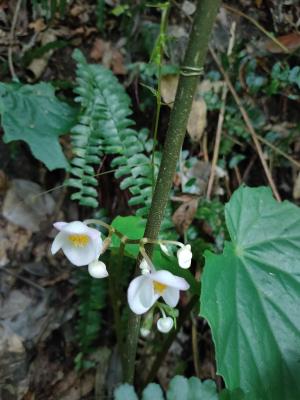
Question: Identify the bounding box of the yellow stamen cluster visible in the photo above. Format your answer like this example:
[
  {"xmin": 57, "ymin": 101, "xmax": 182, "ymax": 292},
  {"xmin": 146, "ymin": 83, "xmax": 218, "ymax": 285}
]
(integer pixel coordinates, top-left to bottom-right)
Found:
[
  {"xmin": 68, "ymin": 234, "xmax": 90, "ymax": 247},
  {"xmin": 153, "ymin": 281, "xmax": 167, "ymax": 294}
]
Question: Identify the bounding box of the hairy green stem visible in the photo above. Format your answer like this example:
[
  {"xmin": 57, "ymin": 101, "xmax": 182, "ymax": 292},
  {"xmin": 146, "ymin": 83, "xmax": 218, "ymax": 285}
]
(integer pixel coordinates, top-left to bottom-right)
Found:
[{"xmin": 123, "ymin": 0, "xmax": 221, "ymax": 384}]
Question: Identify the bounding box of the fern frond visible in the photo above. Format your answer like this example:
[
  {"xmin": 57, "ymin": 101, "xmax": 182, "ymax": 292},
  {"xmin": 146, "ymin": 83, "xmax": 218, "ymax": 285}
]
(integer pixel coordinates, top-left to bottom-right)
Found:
[
  {"xmin": 68, "ymin": 50, "xmax": 154, "ymax": 212},
  {"xmin": 75, "ymin": 269, "xmax": 107, "ymax": 369}
]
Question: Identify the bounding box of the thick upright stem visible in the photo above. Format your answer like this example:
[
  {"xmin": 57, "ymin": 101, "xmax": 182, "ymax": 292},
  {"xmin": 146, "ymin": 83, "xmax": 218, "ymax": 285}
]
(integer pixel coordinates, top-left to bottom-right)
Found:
[{"xmin": 123, "ymin": 0, "xmax": 221, "ymax": 383}]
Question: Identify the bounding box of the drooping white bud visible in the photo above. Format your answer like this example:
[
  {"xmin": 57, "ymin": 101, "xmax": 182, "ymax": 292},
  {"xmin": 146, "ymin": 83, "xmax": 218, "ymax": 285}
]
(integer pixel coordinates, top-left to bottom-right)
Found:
[
  {"xmin": 88, "ymin": 260, "xmax": 108, "ymax": 279},
  {"xmin": 157, "ymin": 317, "xmax": 173, "ymax": 333},
  {"xmin": 177, "ymin": 244, "xmax": 192, "ymax": 269},
  {"xmin": 140, "ymin": 328, "xmax": 151, "ymax": 337}
]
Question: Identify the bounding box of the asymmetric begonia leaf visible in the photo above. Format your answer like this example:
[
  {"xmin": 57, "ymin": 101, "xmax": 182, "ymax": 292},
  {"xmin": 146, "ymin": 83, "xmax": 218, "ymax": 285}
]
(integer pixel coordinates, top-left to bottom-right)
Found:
[
  {"xmin": 200, "ymin": 186, "xmax": 300, "ymax": 400},
  {"xmin": 0, "ymin": 82, "xmax": 76, "ymax": 170}
]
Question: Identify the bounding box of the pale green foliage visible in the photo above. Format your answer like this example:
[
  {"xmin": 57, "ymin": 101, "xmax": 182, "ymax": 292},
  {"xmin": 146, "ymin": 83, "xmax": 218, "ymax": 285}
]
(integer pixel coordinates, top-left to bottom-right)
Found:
[
  {"xmin": 68, "ymin": 50, "xmax": 158, "ymax": 214},
  {"xmin": 201, "ymin": 186, "xmax": 300, "ymax": 400}
]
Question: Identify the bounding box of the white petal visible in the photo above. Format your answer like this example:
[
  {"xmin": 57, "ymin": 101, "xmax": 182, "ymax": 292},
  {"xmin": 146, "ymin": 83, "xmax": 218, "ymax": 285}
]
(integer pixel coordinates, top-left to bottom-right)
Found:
[
  {"xmin": 150, "ymin": 270, "xmax": 190, "ymax": 290},
  {"xmin": 60, "ymin": 221, "xmax": 91, "ymax": 234},
  {"xmin": 53, "ymin": 221, "xmax": 68, "ymax": 231},
  {"xmin": 157, "ymin": 317, "xmax": 173, "ymax": 333},
  {"xmin": 62, "ymin": 241, "xmax": 97, "ymax": 266},
  {"xmin": 51, "ymin": 232, "xmax": 65, "ymax": 254},
  {"xmin": 127, "ymin": 275, "xmax": 157, "ymax": 315},
  {"xmin": 88, "ymin": 260, "xmax": 108, "ymax": 279},
  {"xmin": 162, "ymin": 287, "xmax": 180, "ymax": 308},
  {"xmin": 88, "ymin": 227, "xmax": 103, "ymax": 259}
]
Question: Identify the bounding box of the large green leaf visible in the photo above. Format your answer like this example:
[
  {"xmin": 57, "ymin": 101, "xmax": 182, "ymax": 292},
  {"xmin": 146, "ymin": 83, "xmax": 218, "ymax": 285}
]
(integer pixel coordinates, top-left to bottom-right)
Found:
[
  {"xmin": 0, "ymin": 82, "xmax": 76, "ymax": 170},
  {"xmin": 200, "ymin": 186, "xmax": 300, "ymax": 399}
]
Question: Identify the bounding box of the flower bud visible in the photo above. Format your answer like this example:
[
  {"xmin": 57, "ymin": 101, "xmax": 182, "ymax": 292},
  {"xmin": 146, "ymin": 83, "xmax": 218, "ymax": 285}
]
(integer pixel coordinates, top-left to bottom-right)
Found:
[
  {"xmin": 88, "ymin": 260, "xmax": 108, "ymax": 279},
  {"xmin": 177, "ymin": 244, "xmax": 192, "ymax": 269},
  {"xmin": 140, "ymin": 328, "xmax": 151, "ymax": 337},
  {"xmin": 157, "ymin": 317, "xmax": 173, "ymax": 333},
  {"xmin": 139, "ymin": 258, "xmax": 150, "ymax": 272}
]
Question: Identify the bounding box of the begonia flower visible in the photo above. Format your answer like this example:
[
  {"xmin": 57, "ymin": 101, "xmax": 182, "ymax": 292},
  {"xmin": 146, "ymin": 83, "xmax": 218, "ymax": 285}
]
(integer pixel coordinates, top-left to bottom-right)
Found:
[
  {"xmin": 88, "ymin": 260, "xmax": 108, "ymax": 278},
  {"xmin": 51, "ymin": 221, "xmax": 102, "ymax": 266},
  {"xmin": 127, "ymin": 269, "xmax": 189, "ymax": 315},
  {"xmin": 157, "ymin": 317, "xmax": 173, "ymax": 333},
  {"xmin": 177, "ymin": 244, "xmax": 192, "ymax": 269}
]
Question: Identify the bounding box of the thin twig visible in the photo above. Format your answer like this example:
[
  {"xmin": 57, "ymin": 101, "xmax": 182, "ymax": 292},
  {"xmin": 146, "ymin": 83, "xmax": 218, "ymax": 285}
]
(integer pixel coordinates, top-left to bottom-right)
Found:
[
  {"xmin": 1, "ymin": 267, "xmax": 45, "ymax": 292},
  {"xmin": 256, "ymin": 135, "xmax": 300, "ymax": 169},
  {"xmin": 206, "ymin": 22, "xmax": 236, "ymax": 200},
  {"xmin": 209, "ymin": 46, "xmax": 281, "ymax": 202},
  {"xmin": 223, "ymin": 4, "xmax": 289, "ymax": 53},
  {"xmin": 8, "ymin": 0, "xmax": 23, "ymax": 79}
]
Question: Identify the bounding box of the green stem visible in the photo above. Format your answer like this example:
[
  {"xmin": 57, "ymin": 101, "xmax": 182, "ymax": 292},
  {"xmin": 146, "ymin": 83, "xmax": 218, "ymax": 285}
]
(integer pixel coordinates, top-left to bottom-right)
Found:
[
  {"xmin": 108, "ymin": 248, "xmax": 124, "ymax": 364},
  {"xmin": 151, "ymin": 3, "xmax": 170, "ymax": 189},
  {"xmin": 123, "ymin": 0, "xmax": 221, "ymax": 384}
]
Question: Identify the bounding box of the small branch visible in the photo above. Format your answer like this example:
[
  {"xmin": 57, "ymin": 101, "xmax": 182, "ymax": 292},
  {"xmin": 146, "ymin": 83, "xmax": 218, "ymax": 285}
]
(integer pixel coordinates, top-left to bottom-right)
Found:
[
  {"xmin": 209, "ymin": 46, "xmax": 281, "ymax": 202},
  {"xmin": 256, "ymin": 135, "xmax": 300, "ymax": 170},
  {"xmin": 206, "ymin": 21, "xmax": 236, "ymax": 200},
  {"xmin": 223, "ymin": 4, "xmax": 289, "ymax": 53},
  {"xmin": 8, "ymin": 0, "xmax": 23, "ymax": 80}
]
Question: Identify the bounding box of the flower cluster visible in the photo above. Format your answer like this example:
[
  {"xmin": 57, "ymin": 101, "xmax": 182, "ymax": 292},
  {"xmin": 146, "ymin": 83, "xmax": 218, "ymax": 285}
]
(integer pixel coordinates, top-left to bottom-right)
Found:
[{"xmin": 51, "ymin": 220, "xmax": 193, "ymax": 334}]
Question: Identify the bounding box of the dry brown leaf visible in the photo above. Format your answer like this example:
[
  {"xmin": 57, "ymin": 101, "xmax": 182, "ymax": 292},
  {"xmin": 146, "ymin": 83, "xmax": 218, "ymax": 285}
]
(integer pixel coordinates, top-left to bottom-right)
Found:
[
  {"xmin": 111, "ymin": 48, "xmax": 125, "ymax": 75},
  {"xmin": 70, "ymin": 4, "xmax": 86, "ymax": 17},
  {"xmin": 90, "ymin": 38, "xmax": 107, "ymax": 60},
  {"xmin": 90, "ymin": 38, "xmax": 126, "ymax": 75},
  {"xmin": 293, "ymin": 173, "xmax": 300, "ymax": 199},
  {"xmin": 264, "ymin": 32, "xmax": 300, "ymax": 53},
  {"xmin": 26, "ymin": 30, "xmax": 57, "ymax": 80},
  {"xmin": 172, "ymin": 197, "xmax": 199, "ymax": 235},
  {"xmin": 161, "ymin": 74, "xmax": 178, "ymax": 106},
  {"xmin": 162, "ymin": 75, "xmax": 207, "ymax": 140},
  {"xmin": 29, "ymin": 18, "xmax": 46, "ymax": 33},
  {"xmin": 187, "ymin": 97, "xmax": 207, "ymax": 141}
]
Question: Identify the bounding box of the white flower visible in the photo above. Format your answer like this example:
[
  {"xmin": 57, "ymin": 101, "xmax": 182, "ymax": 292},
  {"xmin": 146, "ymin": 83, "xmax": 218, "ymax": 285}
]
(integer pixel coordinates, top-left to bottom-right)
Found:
[
  {"xmin": 127, "ymin": 269, "xmax": 189, "ymax": 315},
  {"xmin": 157, "ymin": 317, "xmax": 173, "ymax": 333},
  {"xmin": 177, "ymin": 244, "xmax": 192, "ymax": 269},
  {"xmin": 51, "ymin": 221, "xmax": 102, "ymax": 266},
  {"xmin": 88, "ymin": 260, "xmax": 108, "ymax": 278}
]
